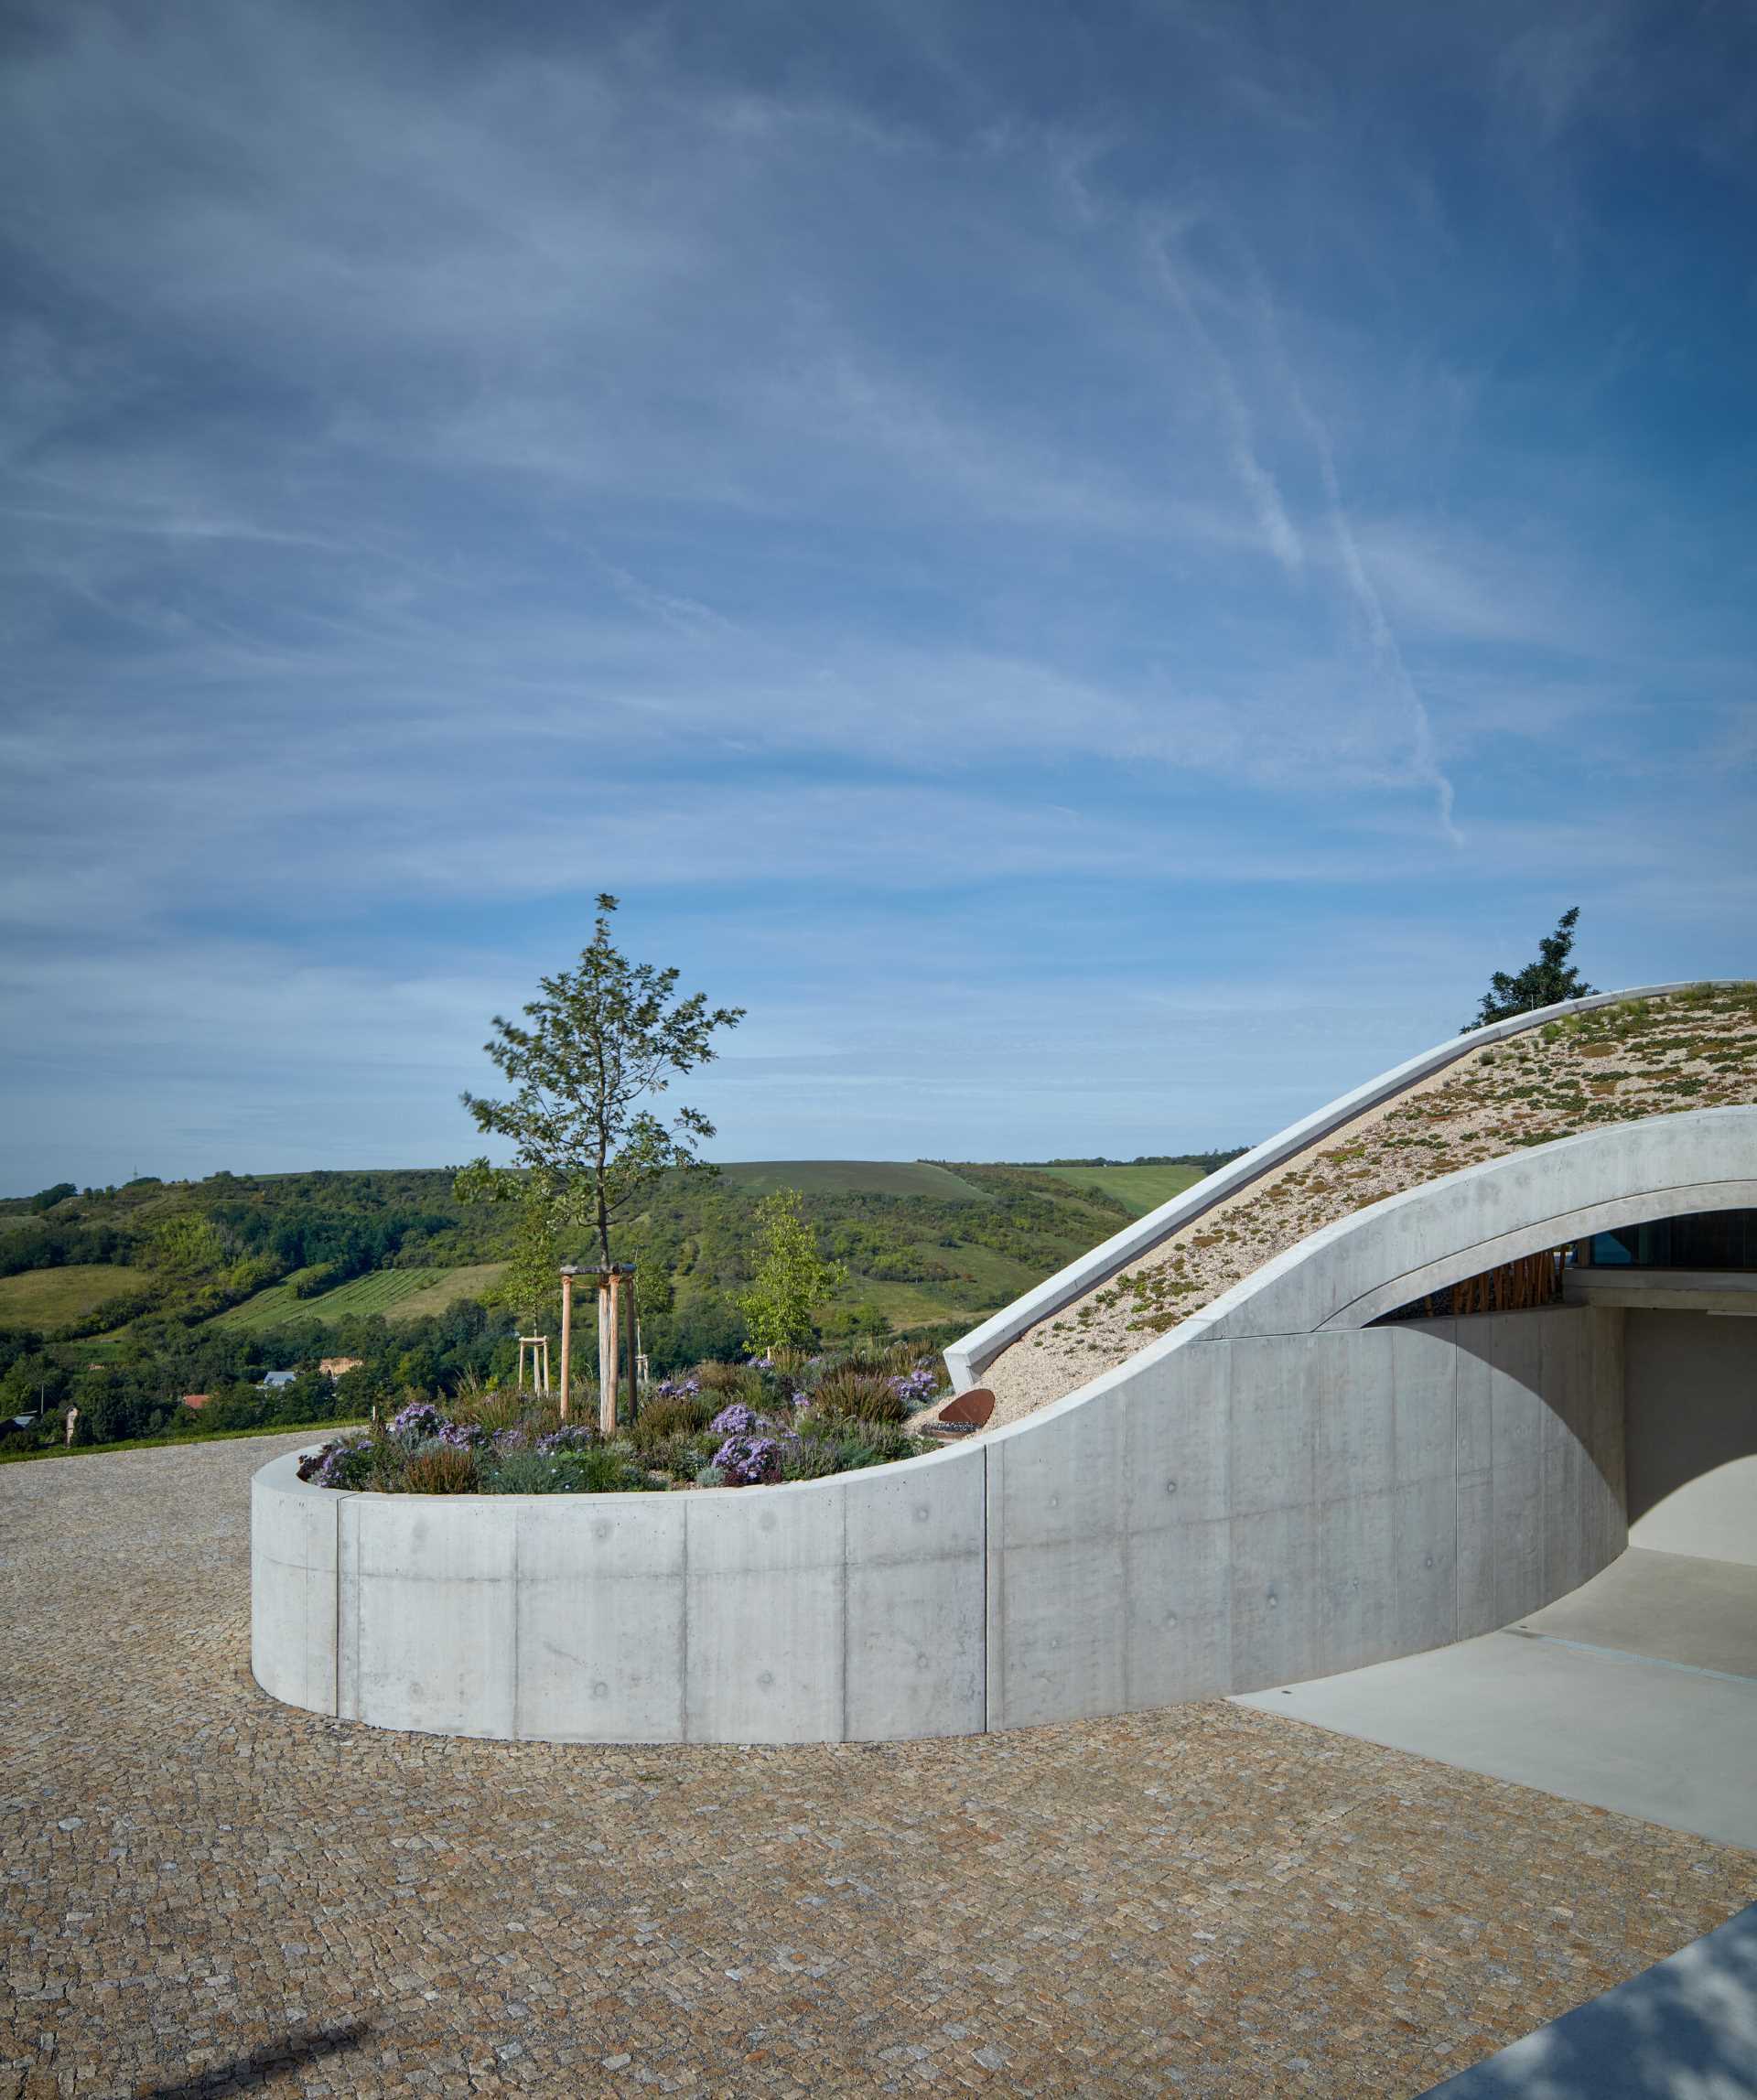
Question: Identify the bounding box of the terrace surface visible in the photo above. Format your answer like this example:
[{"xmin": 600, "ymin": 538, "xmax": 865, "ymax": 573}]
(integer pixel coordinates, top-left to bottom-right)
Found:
[
  {"xmin": 4, "ymin": 1436, "xmax": 1754, "ymax": 2098},
  {"xmin": 986, "ymin": 984, "xmax": 1757, "ymax": 1427}
]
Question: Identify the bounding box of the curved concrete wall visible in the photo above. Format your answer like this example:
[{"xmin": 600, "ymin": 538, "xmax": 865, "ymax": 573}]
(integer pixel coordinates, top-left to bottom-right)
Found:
[
  {"xmin": 253, "ymin": 1438, "xmax": 986, "ymax": 1743},
  {"xmin": 945, "ymin": 981, "xmax": 1745, "ymax": 1390},
  {"xmin": 253, "ymin": 1104, "xmax": 1756, "ymax": 1744}
]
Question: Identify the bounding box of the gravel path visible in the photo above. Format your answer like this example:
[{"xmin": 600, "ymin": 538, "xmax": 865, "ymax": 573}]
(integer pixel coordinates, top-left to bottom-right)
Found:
[
  {"xmin": 983, "ymin": 985, "xmax": 1757, "ymax": 1427},
  {"xmin": 3, "ymin": 1433, "xmax": 1753, "ymax": 2097}
]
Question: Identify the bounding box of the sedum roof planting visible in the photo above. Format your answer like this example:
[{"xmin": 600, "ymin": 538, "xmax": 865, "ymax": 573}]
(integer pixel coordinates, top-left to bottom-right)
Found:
[{"xmin": 982, "ymin": 982, "xmax": 1757, "ymax": 1429}]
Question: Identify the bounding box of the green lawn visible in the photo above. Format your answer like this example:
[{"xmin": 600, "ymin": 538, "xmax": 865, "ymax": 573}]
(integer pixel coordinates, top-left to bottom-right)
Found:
[
  {"xmin": 1029, "ymin": 1163, "xmax": 1211, "ymax": 1217},
  {"xmin": 714, "ymin": 1160, "xmax": 991, "ymax": 1201},
  {"xmin": 0, "ymin": 1263, "xmax": 151, "ymax": 1327},
  {"xmin": 210, "ymin": 1262, "xmax": 508, "ymax": 1333}
]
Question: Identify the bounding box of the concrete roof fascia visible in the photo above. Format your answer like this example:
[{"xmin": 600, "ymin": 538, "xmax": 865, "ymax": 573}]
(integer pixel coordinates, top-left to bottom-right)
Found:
[
  {"xmin": 979, "ymin": 1102, "xmax": 1757, "ymax": 1450},
  {"xmin": 943, "ymin": 979, "xmax": 1744, "ymax": 1390}
]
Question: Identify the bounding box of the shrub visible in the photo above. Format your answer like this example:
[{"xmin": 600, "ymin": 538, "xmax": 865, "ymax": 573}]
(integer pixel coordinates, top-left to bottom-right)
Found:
[
  {"xmin": 777, "ymin": 1438, "xmax": 842, "ymax": 1481},
  {"xmin": 405, "ymin": 1444, "xmax": 480, "ymax": 1493},
  {"xmin": 696, "ymin": 1361, "xmax": 763, "ymax": 1401},
  {"xmin": 549, "ymin": 1444, "xmax": 661, "ymax": 1494},
  {"xmin": 452, "ymin": 1386, "xmax": 549, "ymax": 1437},
  {"xmin": 890, "ymin": 1364, "xmax": 943, "ymax": 1412},
  {"xmin": 631, "ymin": 1392, "xmax": 716, "ymax": 1444},
  {"xmin": 535, "ymin": 1423, "xmax": 598, "ymax": 1454},
  {"xmin": 712, "ymin": 1432, "xmax": 789, "ymax": 1485},
  {"xmin": 480, "ymin": 1448, "xmax": 560, "ymax": 1495},
  {"xmin": 808, "ymin": 1368, "xmax": 907, "ymax": 1424},
  {"xmin": 639, "ymin": 1430, "xmax": 715, "ymax": 1482},
  {"xmin": 388, "ymin": 1399, "xmax": 445, "ymax": 1445}
]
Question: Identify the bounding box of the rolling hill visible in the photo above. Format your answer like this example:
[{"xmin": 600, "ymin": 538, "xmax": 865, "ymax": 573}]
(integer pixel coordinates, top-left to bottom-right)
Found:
[
  {"xmin": 0, "ymin": 1154, "xmax": 1242, "ymax": 1368},
  {"xmin": 0, "ymin": 1264, "xmax": 153, "ymax": 1329}
]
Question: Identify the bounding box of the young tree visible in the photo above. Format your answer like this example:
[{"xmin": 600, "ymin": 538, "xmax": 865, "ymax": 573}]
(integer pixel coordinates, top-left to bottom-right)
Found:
[
  {"xmin": 486, "ymin": 1187, "xmax": 562, "ymax": 1337},
  {"xmin": 456, "ymin": 896, "xmax": 744, "ymax": 1269},
  {"xmin": 1464, "ymin": 907, "xmax": 1598, "ymax": 1030},
  {"xmin": 738, "ymin": 1189, "xmax": 846, "ymax": 1352}
]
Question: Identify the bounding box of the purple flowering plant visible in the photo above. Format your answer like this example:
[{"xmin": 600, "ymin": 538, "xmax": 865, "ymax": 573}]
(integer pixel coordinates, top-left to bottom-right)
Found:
[
  {"xmin": 712, "ymin": 1434, "xmax": 785, "ymax": 1485},
  {"xmin": 535, "ymin": 1425, "xmax": 598, "ymax": 1455},
  {"xmin": 889, "ymin": 1367, "xmax": 943, "ymax": 1410}
]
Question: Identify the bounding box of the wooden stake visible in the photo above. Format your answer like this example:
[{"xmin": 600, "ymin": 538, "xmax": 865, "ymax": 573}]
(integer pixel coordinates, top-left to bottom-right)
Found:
[
  {"xmin": 558, "ymin": 1268, "xmax": 575, "ymax": 1421},
  {"xmin": 598, "ymin": 1277, "xmax": 615, "ymax": 1435},
  {"xmin": 625, "ymin": 1273, "xmax": 641, "ymax": 1425}
]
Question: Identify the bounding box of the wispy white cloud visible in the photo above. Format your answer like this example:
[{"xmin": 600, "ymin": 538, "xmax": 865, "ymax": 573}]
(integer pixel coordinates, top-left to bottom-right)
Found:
[{"xmin": 1, "ymin": 0, "xmax": 1752, "ymax": 1188}]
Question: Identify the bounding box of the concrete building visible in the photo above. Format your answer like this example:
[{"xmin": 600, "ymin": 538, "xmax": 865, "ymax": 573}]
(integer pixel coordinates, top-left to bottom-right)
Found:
[{"xmin": 253, "ymin": 982, "xmax": 1757, "ymax": 1745}]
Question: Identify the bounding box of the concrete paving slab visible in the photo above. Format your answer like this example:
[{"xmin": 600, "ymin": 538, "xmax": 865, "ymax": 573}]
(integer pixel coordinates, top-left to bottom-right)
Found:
[
  {"xmin": 1521, "ymin": 1545, "xmax": 1757, "ymax": 1679},
  {"xmin": 1234, "ymin": 1551, "xmax": 1757, "ymax": 1849}
]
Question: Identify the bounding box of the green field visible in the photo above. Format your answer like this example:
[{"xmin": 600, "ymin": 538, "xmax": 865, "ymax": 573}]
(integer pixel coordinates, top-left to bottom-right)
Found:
[
  {"xmin": 0, "ymin": 1264, "xmax": 151, "ymax": 1327},
  {"xmin": 1029, "ymin": 1163, "xmax": 1210, "ymax": 1216},
  {"xmin": 714, "ymin": 1160, "xmax": 990, "ymax": 1201},
  {"xmin": 212, "ymin": 1262, "xmax": 508, "ymax": 1333}
]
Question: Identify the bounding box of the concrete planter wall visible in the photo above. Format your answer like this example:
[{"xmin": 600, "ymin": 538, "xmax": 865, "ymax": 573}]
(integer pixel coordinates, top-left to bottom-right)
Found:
[
  {"xmin": 252, "ymin": 1104, "xmax": 1757, "ymax": 1745},
  {"xmin": 253, "ymin": 1437, "xmax": 986, "ymax": 1743}
]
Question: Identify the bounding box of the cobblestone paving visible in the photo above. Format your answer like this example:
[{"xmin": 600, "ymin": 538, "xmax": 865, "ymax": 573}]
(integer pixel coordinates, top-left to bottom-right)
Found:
[{"xmin": 4, "ymin": 1438, "xmax": 1752, "ymax": 2100}]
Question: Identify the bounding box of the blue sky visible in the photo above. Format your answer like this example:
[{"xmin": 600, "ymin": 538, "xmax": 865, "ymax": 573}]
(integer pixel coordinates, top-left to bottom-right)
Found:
[{"xmin": 3, "ymin": 0, "xmax": 1754, "ymax": 1192}]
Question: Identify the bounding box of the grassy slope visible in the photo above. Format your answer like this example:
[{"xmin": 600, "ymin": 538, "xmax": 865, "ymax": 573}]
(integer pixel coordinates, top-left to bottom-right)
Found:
[
  {"xmin": 1029, "ymin": 1164, "xmax": 1209, "ymax": 1216},
  {"xmin": 712, "ymin": 1160, "xmax": 990, "ymax": 1201},
  {"xmin": 6, "ymin": 1158, "xmax": 1191, "ymax": 1346},
  {"xmin": 212, "ymin": 1262, "xmax": 509, "ymax": 1333},
  {"xmin": 0, "ymin": 1264, "xmax": 152, "ymax": 1326}
]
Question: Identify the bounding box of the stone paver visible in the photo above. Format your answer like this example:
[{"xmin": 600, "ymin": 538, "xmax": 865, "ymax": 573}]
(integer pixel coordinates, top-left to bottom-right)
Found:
[{"xmin": 3, "ymin": 1436, "xmax": 1753, "ymax": 2099}]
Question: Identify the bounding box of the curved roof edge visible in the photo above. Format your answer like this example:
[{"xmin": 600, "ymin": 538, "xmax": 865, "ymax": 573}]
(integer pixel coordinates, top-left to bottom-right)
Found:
[
  {"xmin": 945, "ymin": 979, "xmax": 1744, "ymax": 1391},
  {"xmin": 981, "ymin": 1101, "xmax": 1757, "ymax": 1449}
]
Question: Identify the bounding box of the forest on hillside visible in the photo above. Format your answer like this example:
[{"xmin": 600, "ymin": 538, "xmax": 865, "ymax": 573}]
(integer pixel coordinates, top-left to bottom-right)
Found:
[{"xmin": 0, "ymin": 1151, "xmax": 1243, "ymax": 1450}]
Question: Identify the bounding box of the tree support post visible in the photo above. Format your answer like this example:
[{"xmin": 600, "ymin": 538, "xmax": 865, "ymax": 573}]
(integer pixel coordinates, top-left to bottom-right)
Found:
[
  {"xmin": 624, "ymin": 1268, "xmax": 641, "ymax": 1424},
  {"xmin": 598, "ymin": 1275, "xmax": 617, "ymax": 1436},
  {"xmin": 558, "ymin": 1266, "xmax": 577, "ymax": 1421}
]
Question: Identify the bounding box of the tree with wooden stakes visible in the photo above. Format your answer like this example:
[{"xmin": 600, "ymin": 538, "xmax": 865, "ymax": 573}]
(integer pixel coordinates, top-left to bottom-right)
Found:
[{"xmin": 455, "ymin": 894, "xmax": 745, "ymax": 1424}]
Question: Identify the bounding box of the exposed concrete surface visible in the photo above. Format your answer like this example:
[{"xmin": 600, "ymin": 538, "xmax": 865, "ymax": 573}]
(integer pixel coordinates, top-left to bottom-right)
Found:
[
  {"xmin": 256, "ymin": 1438, "xmax": 987, "ymax": 1745},
  {"xmin": 1234, "ymin": 1550, "xmax": 1757, "ymax": 1849},
  {"xmin": 1417, "ymin": 1901, "xmax": 1757, "ymax": 2098},
  {"xmin": 1525, "ymin": 1547, "xmax": 1757, "ymax": 1678},
  {"xmin": 256, "ymin": 1113, "xmax": 1756, "ymax": 1747},
  {"xmin": 984, "ymin": 1309, "xmax": 1624, "ymax": 1733},
  {"xmin": 1625, "ymin": 1308, "xmax": 1757, "ymax": 1565},
  {"xmin": 260, "ymin": 1305, "xmax": 1629, "ymax": 1744}
]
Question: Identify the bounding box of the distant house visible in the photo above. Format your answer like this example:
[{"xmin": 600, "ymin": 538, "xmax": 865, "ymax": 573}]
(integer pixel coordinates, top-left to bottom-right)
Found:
[
  {"xmin": 257, "ymin": 1370, "xmax": 296, "ymax": 1391},
  {"xmin": 180, "ymin": 1395, "xmax": 210, "ymax": 1411},
  {"xmin": 318, "ymin": 1357, "xmax": 363, "ymax": 1379}
]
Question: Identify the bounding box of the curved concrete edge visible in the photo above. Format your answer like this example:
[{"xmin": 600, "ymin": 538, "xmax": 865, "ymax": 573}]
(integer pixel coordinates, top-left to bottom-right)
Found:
[
  {"xmin": 1210, "ymin": 1106, "xmax": 1757, "ymax": 1338},
  {"xmin": 253, "ymin": 1301, "xmax": 1629, "ymax": 1743},
  {"xmin": 1416, "ymin": 1901, "xmax": 1757, "ymax": 2098},
  {"xmin": 978, "ymin": 1105, "xmax": 1757, "ymax": 1447},
  {"xmin": 253, "ymin": 1106, "xmax": 1756, "ymax": 1744},
  {"xmin": 252, "ymin": 1438, "xmax": 986, "ymax": 1745},
  {"xmin": 944, "ymin": 980, "xmax": 1741, "ymax": 1389}
]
